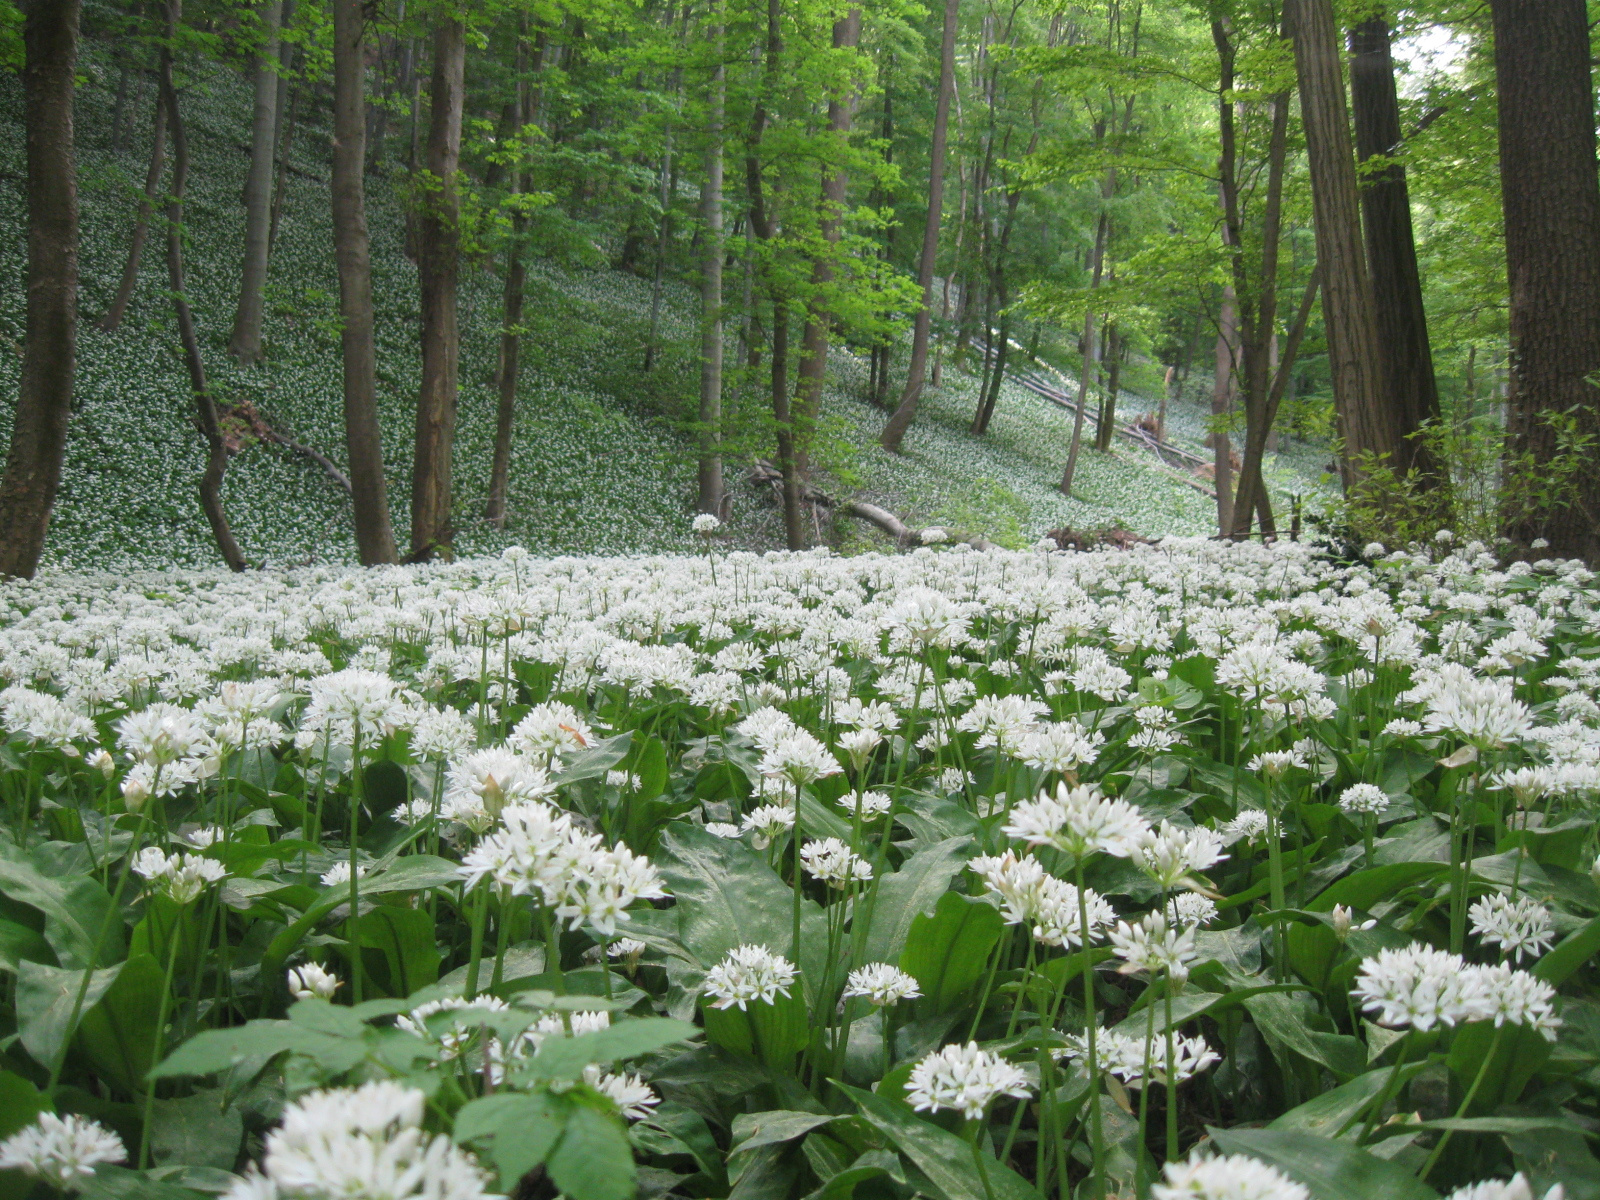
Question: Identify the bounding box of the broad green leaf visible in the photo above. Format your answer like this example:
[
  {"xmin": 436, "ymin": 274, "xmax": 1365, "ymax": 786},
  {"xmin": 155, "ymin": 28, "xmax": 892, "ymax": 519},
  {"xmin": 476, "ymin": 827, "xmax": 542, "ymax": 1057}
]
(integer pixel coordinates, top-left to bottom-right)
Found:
[
  {"xmin": 0, "ymin": 1071, "xmax": 48, "ymax": 1200},
  {"xmin": 16, "ymin": 960, "xmax": 122, "ymax": 1069},
  {"xmin": 527, "ymin": 1017, "xmax": 698, "ymax": 1080},
  {"xmin": 0, "ymin": 916, "xmax": 54, "ymax": 972},
  {"xmin": 546, "ymin": 1105, "xmax": 636, "ymax": 1200},
  {"xmin": 1207, "ymin": 1127, "xmax": 1438, "ymax": 1200},
  {"xmin": 1243, "ymin": 992, "xmax": 1366, "ymax": 1081},
  {"xmin": 1504, "ymin": 1125, "xmax": 1600, "ymax": 1200},
  {"xmin": 1269, "ymin": 1064, "xmax": 1426, "ymax": 1139},
  {"xmin": 804, "ymin": 1150, "xmax": 903, "ymax": 1200},
  {"xmin": 1445, "ymin": 1022, "xmax": 1550, "ymax": 1112},
  {"xmin": 727, "ymin": 1143, "xmax": 799, "ymax": 1200},
  {"xmin": 634, "ymin": 1103, "xmax": 727, "ymax": 1190},
  {"xmin": 78, "ymin": 1165, "xmax": 209, "ymax": 1200},
  {"xmin": 860, "ymin": 837, "xmax": 973, "ymax": 966},
  {"xmin": 0, "ymin": 850, "xmax": 123, "ymax": 969},
  {"xmin": 151, "ymin": 1019, "xmax": 359, "ymax": 1079},
  {"xmin": 455, "ymin": 1092, "xmax": 568, "ymax": 1186},
  {"xmin": 76, "ymin": 952, "xmax": 164, "ymax": 1095},
  {"xmin": 899, "ymin": 891, "xmax": 1003, "ymax": 1014},
  {"xmin": 842, "ymin": 1084, "xmax": 1035, "ymax": 1200},
  {"xmin": 729, "ymin": 1111, "xmax": 837, "ymax": 1157},
  {"xmin": 1534, "ymin": 913, "xmax": 1600, "ymax": 986},
  {"xmin": 559, "ymin": 731, "xmax": 636, "ymax": 784},
  {"xmin": 345, "ymin": 905, "xmax": 441, "ymax": 997},
  {"xmin": 148, "ymin": 1090, "xmax": 243, "ymax": 1171},
  {"xmin": 1287, "ymin": 863, "xmax": 1446, "ymax": 991},
  {"xmin": 701, "ymin": 991, "xmax": 808, "ymax": 1070}
]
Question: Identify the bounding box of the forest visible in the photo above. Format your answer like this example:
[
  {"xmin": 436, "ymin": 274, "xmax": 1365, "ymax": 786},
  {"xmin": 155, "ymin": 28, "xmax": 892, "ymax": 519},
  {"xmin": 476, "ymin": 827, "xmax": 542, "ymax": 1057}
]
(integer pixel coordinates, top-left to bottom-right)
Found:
[{"xmin": 2, "ymin": 3, "xmax": 1600, "ymax": 1200}]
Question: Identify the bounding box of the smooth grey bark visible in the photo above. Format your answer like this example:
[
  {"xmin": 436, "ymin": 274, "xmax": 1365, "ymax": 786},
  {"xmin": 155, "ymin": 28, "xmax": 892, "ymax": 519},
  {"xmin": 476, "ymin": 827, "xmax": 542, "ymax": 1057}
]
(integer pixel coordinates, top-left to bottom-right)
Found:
[
  {"xmin": 696, "ymin": 5, "xmax": 726, "ymax": 517},
  {"xmin": 228, "ymin": 0, "xmax": 282, "ymax": 363}
]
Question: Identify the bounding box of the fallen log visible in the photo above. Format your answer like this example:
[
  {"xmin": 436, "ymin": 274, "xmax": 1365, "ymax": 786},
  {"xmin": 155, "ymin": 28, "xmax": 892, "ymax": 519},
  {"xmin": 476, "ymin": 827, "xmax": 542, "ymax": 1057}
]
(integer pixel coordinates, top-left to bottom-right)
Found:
[{"xmin": 748, "ymin": 461, "xmax": 994, "ymax": 550}]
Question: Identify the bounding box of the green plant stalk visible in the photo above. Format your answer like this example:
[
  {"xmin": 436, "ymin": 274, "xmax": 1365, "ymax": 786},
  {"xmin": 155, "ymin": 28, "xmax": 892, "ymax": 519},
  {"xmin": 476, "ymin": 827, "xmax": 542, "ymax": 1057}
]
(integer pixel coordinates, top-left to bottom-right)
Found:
[
  {"xmin": 137, "ymin": 917, "xmax": 186, "ymax": 1169},
  {"xmin": 464, "ymin": 881, "xmax": 490, "ymax": 999},
  {"xmin": 1353, "ymin": 1033, "xmax": 1412, "ymax": 1143},
  {"xmin": 1133, "ymin": 994, "xmax": 1158, "ymax": 1197},
  {"xmin": 1164, "ymin": 986, "xmax": 1178, "ymax": 1161},
  {"xmin": 491, "ymin": 888, "xmax": 512, "ymax": 992},
  {"xmin": 1266, "ymin": 804, "xmax": 1288, "ymax": 981},
  {"xmin": 348, "ymin": 731, "xmax": 365, "ymax": 1005},
  {"xmin": 1075, "ymin": 856, "xmax": 1104, "ymax": 1200},
  {"xmin": 1419, "ymin": 1025, "xmax": 1503, "ymax": 1181}
]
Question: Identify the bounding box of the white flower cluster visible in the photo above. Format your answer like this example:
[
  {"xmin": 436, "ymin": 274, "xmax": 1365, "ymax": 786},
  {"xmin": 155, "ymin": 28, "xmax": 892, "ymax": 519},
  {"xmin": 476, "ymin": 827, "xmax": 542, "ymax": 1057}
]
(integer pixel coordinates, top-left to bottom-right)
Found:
[
  {"xmin": 906, "ymin": 1042, "xmax": 1033, "ymax": 1119},
  {"xmin": 132, "ymin": 846, "xmax": 228, "ymax": 904},
  {"xmin": 0, "ymin": 1113, "xmax": 126, "ymax": 1191},
  {"xmin": 1353, "ymin": 945, "xmax": 1561, "ymax": 1039},
  {"xmin": 703, "ymin": 944, "xmax": 799, "ymax": 1010}
]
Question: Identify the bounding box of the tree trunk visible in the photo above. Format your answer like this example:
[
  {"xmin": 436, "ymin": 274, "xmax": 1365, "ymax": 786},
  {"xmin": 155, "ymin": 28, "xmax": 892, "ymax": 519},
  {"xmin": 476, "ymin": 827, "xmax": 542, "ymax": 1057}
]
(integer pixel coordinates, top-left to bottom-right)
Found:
[
  {"xmin": 1095, "ymin": 323, "xmax": 1121, "ymax": 452},
  {"xmin": 879, "ymin": 0, "xmax": 958, "ymax": 452},
  {"xmin": 771, "ymin": 300, "xmax": 805, "ymax": 550},
  {"xmin": 100, "ymin": 91, "xmax": 165, "ymax": 333},
  {"xmin": 1288, "ymin": 0, "xmax": 1391, "ymax": 485},
  {"xmin": 157, "ymin": 2, "xmax": 246, "ymax": 572},
  {"xmin": 0, "ymin": 0, "xmax": 80, "ymax": 579},
  {"xmin": 1059, "ymin": 205, "xmax": 1109, "ymax": 495},
  {"xmin": 1489, "ymin": 0, "xmax": 1600, "ymax": 560},
  {"xmin": 1349, "ymin": 12, "xmax": 1442, "ymax": 482},
  {"xmin": 696, "ymin": 3, "xmax": 726, "ymax": 517},
  {"xmin": 1212, "ymin": 286, "xmax": 1237, "ymax": 535},
  {"xmin": 267, "ymin": 0, "xmax": 297, "ymax": 250},
  {"xmin": 330, "ymin": 0, "xmax": 400, "ymax": 564},
  {"xmin": 410, "ymin": 17, "xmax": 466, "ymax": 561},
  {"xmin": 486, "ymin": 33, "xmax": 531, "ymax": 529},
  {"xmin": 227, "ymin": 0, "xmax": 282, "ymax": 364},
  {"xmin": 793, "ymin": 8, "xmax": 863, "ymax": 473}
]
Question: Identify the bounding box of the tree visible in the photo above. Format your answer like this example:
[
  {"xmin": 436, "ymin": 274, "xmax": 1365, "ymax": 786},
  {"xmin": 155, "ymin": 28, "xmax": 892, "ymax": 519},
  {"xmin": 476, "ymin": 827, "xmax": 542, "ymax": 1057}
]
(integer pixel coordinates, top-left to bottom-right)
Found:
[
  {"xmin": 1288, "ymin": 0, "xmax": 1391, "ymax": 484},
  {"xmin": 330, "ymin": 0, "xmax": 401, "ymax": 564},
  {"xmin": 0, "ymin": 0, "xmax": 81, "ymax": 579},
  {"xmin": 227, "ymin": 0, "xmax": 282, "ymax": 364},
  {"xmin": 410, "ymin": 15, "xmax": 466, "ymax": 562},
  {"xmin": 879, "ymin": 0, "xmax": 959, "ymax": 454},
  {"xmin": 101, "ymin": 87, "xmax": 165, "ymax": 334},
  {"xmin": 696, "ymin": 4, "xmax": 726, "ymax": 518},
  {"xmin": 1488, "ymin": 0, "xmax": 1600, "ymax": 561}
]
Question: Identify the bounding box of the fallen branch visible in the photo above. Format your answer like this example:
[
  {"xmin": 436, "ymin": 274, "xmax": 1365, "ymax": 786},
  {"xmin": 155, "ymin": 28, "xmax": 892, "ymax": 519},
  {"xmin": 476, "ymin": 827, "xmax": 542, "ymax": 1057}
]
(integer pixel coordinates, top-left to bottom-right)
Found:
[
  {"xmin": 748, "ymin": 460, "xmax": 994, "ymax": 550},
  {"xmin": 219, "ymin": 400, "xmax": 353, "ymax": 496}
]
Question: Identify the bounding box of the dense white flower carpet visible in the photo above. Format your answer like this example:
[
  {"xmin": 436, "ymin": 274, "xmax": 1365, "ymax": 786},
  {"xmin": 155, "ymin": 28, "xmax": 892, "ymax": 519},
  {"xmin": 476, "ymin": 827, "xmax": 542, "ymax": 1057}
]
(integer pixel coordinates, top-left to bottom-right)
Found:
[{"xmin": 0, "ymin": 537, "xmax": 1596, "ymax": 1200}]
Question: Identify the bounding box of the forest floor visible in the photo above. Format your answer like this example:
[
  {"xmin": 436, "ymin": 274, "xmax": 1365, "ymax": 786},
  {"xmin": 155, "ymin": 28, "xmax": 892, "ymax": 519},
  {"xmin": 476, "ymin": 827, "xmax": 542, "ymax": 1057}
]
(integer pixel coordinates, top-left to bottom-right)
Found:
[{"xmin": 0, "ymin": 61, "xmax": 1331, "ymax": 570}]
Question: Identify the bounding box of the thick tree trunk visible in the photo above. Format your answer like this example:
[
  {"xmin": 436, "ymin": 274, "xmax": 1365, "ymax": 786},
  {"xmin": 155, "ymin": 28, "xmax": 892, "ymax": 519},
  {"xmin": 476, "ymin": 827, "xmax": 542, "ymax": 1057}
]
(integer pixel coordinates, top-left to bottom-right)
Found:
[
  {"xmin": 0, "ymin": 0, "xmax": 80, "ymax": 579},
  {"xmin": 157, "ymin": 4, "xmax": 246, "ymax": 572},
  {"xmin": 227, "ymin": 0, "xmax": 282, "ymax": 364},
  {"xmin": 794, "ymin": 8, "xmax": 863, "ymax": 474},
  {"xmin": 1489, "ymin": 0, "xmax": 1600, "ymax": 560},
  {"xmin": 1095, "ymin": 323, "xmax": 1121, "ymax": 452},
  {"xmin": 696, "ymin": 5, "xmax": 726, "ymax": 517},
  {"xmin": 879, "ymin": 0, "xmax": 958, "ymax": 452},
  {"xmin": 410, "ymin": 18, "xmax": 466, "ymax": 561},
  {"xmin": 330, "ymin": 0, "xmax": 400, "ymax": 564},
  {"xmin": 100, "ymin": 92, "xmax": 164, "ymax": 333},
  {"xmin": 1289, "ymin": 0, "xmax": 1392, "ymax": 484},
  {"xmin": 1350, "ymin": 13, "xmax": 1442, "ymax": 483}
]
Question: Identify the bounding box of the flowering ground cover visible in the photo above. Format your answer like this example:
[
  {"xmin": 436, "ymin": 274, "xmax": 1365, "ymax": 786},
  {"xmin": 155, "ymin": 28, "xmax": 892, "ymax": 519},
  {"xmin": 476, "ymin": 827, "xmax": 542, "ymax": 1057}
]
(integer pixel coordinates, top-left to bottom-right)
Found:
[{"xmin": 1, "ymin": 537, "xmax": 1597, "ymax": 1200}]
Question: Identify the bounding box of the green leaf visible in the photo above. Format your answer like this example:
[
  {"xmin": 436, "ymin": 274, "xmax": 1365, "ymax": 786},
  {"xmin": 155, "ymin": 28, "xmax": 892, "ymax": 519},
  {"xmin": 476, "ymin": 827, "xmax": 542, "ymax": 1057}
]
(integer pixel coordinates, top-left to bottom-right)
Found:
[
  {"xmin": 701, "ymin": 991, "xmax": 809, "ymax": 1070},
  {"xmin": 0, "ymin": 1071, "xmax": 49, "ymax": 1200},
  {"xmin": 1445, "ymin": 1022, "xmax": 1550, "ymax": 1112},
  {"xmin": 1206, "ymin": 1127, "xmax": 1438, "ymax": 1200},
  {"xmin": 76, "ymin": 952, "xmax": 164, "ymax": 1095},
  {"xmin": 804, "ymin": 1150, "xmax": 903, "ymax": 1200},
  {"xmin": 0, "ymin": 849, "xmax": 123, "ymax": 969},
  {"xmin": 729, "ymin": 1111, "xmax": 837, "ymax": 1158},
  {"xmin": 0, "ymin": 916, "xmax": 54, "ymax": 972},
  {"xmin": 527, "ymin": 1017, "xmax": 698, "ymax": 1080},
  {"xmin": 151, "ymin": 1019, "xmax": 359, "ymax": 1080},
  {"xmin": 455, "ymin": 1092, "xmax": 569, "ymax": 1186},
  {"xmin": 78, "ymin": 1166, "xmax": 209, "ymax": 1200},
  {"xmin": 1269, "ymin": 1064, "xmax": 1426, "ymax": 1139},
  {"xmin": 546, "ymin": 1106, "xmax": 636, "ymax": 1200},
  {"xmin": 148, "ymin": 1090, "xmax": 244, "ymax": 1171},
  {"xmin": 16, "ymin": 960, "xmax": 122, "ymax": 1069},
  {"xmin": 1287, "ymin": 863, "xmax": 1446, "ymax": 991},
  {"xmin": 560, "ymin": 731, "xmax": 636, "ymax": 784},
  {"xmin": 842, "ymin": 1084, "xmax": 1035, "ymax": 1200},
  {"xmin": 345, "ymin": 905, "xmax": 441, "ymax": 997},
  {"xmin": 899, "ymin": 891, "xmax": 1003, "ymax": 1014},
  {"xmin": 860, "ymin": 837, "xmax": 973, "ymax": 967},
  {"xmin": 634, "ymin": 1104, "xmax": 727, "ymax": 1190},
  {"xmin": 1243, "ymin": 992, "xmax": 1366, "ymax": 1081},
  {"xmin": 1534, "ymin": 913, "xmax": 1600, "ymax": 986}
]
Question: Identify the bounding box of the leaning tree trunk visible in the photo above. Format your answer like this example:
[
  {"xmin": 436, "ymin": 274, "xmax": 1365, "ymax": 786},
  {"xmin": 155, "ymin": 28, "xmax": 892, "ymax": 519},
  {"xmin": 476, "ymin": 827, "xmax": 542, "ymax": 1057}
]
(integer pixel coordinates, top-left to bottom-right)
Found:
[
  {"xmin": 330, "ymin": 0, "xmax": 399, "ymax": 564},
  {"xmin": 158, "ymin": 1, "xmax": 246, "ymax": 572},
  {"xmin": 1349, "ymin": 12, "xmax": 1442, "ymax": 484},
  {"xmin": 880, "ymin": 0, "xmax": 959, "ymax": 453},
  {"xmin": 1489, "ymin": 0, "xmax": 1600, "ymax": 561},
  {"xmin": 227, "ymin": 0, "xmax": 282, "ymax": 364},
  {"xmin": 1289, "ymin": 0, "xmax": 1392, "ymax": 486},
  {"xmin": 696, "ymin": 3, "xmax": 726, "ymax": 518},
  {"xmin": 100, "ymin": 94, "xmax": 164, "ymax": 333},
  {"xmin": 410, "ymin": 17, "xmax": 465, "ymax": 561},
  {"xmin": 0, "ymin": 0, "xmax": 80, "ymax": 579}
]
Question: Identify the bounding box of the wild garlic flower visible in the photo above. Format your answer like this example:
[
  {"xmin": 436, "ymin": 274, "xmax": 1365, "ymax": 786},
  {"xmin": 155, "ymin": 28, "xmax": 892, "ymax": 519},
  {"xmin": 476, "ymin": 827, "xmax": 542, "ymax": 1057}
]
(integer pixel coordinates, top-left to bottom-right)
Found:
[
  {"xmin": 299, "ymin": 668, "xmax": 412, "ymax": 747},
  {"xmin": 1444, "ymin": 1174, "xmax": 1565, "ymax": 1200},
  {"xmin": 703, "ymin": 945, "xmax": 798, "ymax": 1010},
  {"xmin": 1330, "ymin": 905, "xmax": 1376, "ymax": 940},
  {"xmin": 692, "ymin": 513, "xmax": 722, "ymax": 534},
  {"xmin": 1013, "ymin": 721, "xmax": 1104, "ymax": 773},
  {"xmin": 1353, "ymin": 945, "xmax": 1484, "ymax": 1032},
  {"xmin": 1337, "ymin": 783, "xmax": 1389, "ymax": 815},
  {"xmin": 1220, "ymin": 809, "xmax": 1269, "ymax": 843},
  {"xmin": 1246, "ymin": 749, "xmax": 1306, "ymax": 780},
  {"xmin": 1424, "ymin": 675, "xmax": 1531, "ymax": 749},
  {"xmin": 319, "ymin": 861, "xmax": 366, "ymax": 889},
  {"xmin": 760, "ymin": 730, "xmax": 844, "ymax": 787},
  {"xmin": 582, "ymin": 1063, "xmax": 660, "ymax": 1120},
  {"xmin": 1108, "ymin": 912, "xmax": 1199, "ymax": 984},
  {"xmin": 287, "ymin": 962, "xmax": 340, "ymax": 1001},
  {"xmin": 1132, "ymin": 821, "xmax": 1227, "ymax": 890},
  {"xmin": 0, "ymin": 1113, "xmax": 126, "ymax": 1191},
  {"xmin": 117, "ymin": 703, "xmax": 212, "ymax": 766},
  {"xmin": 843, "ymin": 963, "xmax": 922, "ymax": 1006},
  {"xmin": 833, "ymin": 698, "xmax": 902, "ymax": 733},
  {"xmin": 704, "ymin": 821, "xmax": 743, "ymax": 839},
  {"xmin": 1166, "ymin": 893, "xmax": 1219, "ymax": 928},
  {"xmin": 410, "ymin": 707, "xmax": 475, "ymax": 759},
  {"xmin": 835, "ymin": 727, "xmax": 883, "ymax": 771},
  {"xmin": 1151, "ymin": 1151, "xmax": 1308, "ymax": 1200},
  {"xmin": 1031, "ymin": 878, "xmax": 1116, "ymax": 948},
  {"xmin": 799, "ymin": 838, "xmax": 873, "ymax": 888},
  {"xmin": 444, "ymin": 747, "xmax": 555, "ymax": 819},
  {"xmin": 838, "ymin": 790, "xmax": 893, "ymax": 819},
  {"xmin": 132, "ymin": 847, "xmax": 227, "ymax": 904},
  {"xmin": 741, "ymin": 803, "xmax": 796, "ymax": 849},
  {"xmin": 253, "ymin": 1080, "xmax": 492, "ymax": 1200},
  {"xmin": 1002, "ymin": 782, "xmax": 1150, "ymax": 859},
  {"xmin": 1469, "ymin": 893, "xmax": 1556, "ymax": 961},
  {"xmin": 1472, "ymin": 964, "xmax": 1562, "ymax": 1040},
  {"xmin": 906, "ymin": 1042, "xmax": 1032, "ymax": 1119},
  {"xmin": 1061, "ymin": 1028, "xmax": 1220, "ymax": 1089},
  {"xmin": 509, "ymin": 701, "xmax": 593, "ymax": 763}
]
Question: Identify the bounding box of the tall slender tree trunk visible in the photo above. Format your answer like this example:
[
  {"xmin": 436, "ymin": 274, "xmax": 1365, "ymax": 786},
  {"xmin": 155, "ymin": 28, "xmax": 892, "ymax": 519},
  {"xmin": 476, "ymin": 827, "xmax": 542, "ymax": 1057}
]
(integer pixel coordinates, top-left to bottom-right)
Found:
[
  {"xmin": 100, "ymin": 92, "xmax": 165, "ymax": 333},
  {"xmin": 1212, "ymin": 286, "xmax": 1238, "ymax": 535},
  {"xmin": 267, "ymin": 0, "xmax": 297, "ymax": 250},
  {"xmin": 1095, "ymin": 323, "xmax": 1121, "ymax": 452},
  {"xmin": 1289, "ymin": 0, "xmax": 1391, "ymax": 484},
  {"xmin": 0, "ymin": 0, "xmax": 80, "ymax": 579},
  {"xmin": 1350, "ymin": 12, "xmax": 1442, "ymax": 483},
  {"xmin": 1060, "ymin": 203, "xmax": 1110, "ymax": 495},
  {"xmin": 880, "ymin": 0, "xmax": 958, "ymax": 452},
  {"xmin": 228, "ymin": 0, "xmax": 282, "ymax": 364},
  {"xmin": 486, "ymin": 32, "xmax": 532, "ymax": 529},
  {"xmin": 793, "ymin": 8, "xmax": 863, "ymax": 477},
  {"xmin": 331, "ymin": 0, "xmax": 400, "ymax": 564},
  {"xmin": 158, "ymin": 1, "xmax": 246, "ymax": 572},
  {"xmin": 1489, "ymin": 0, "xmax": 1600, "ymax": 560},
  {"xmin": 410, "ymin": 17, "xmax": 466, "ymax": 561},
  {"xmin": 696, "ymin": 3, "xmax": 726, "ymax": 517},
  {"xmin": 771, "ymin": 300, "xmax": 805, "ymax": 550}
]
